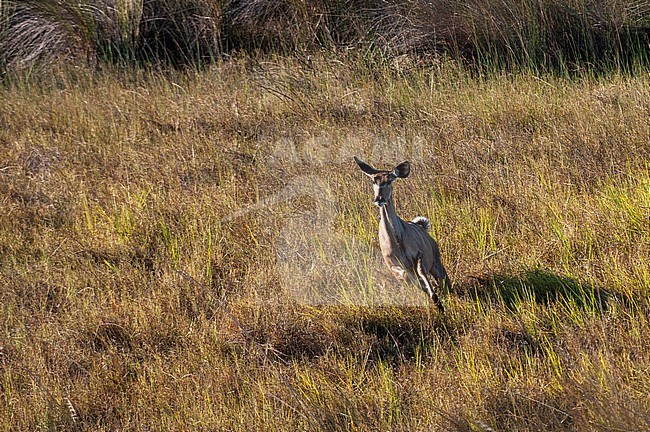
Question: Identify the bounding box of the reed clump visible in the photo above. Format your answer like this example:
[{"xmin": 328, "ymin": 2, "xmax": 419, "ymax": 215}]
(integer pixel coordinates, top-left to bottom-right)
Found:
[{"xmin": 1, "ymin": 0, "xmax": 649, "ymax": 73}]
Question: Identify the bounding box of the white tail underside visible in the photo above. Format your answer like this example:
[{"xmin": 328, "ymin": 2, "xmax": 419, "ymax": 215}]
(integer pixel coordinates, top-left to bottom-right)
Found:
[{"xmin": 411, "ymin": 216, "xmax": 431, "ymax": 232}]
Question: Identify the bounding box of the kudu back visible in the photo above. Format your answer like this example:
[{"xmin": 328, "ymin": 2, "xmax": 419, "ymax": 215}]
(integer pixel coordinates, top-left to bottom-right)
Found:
[{"xmin": 354, "ymin": 156, "xmax": 450, "ymax": 311}]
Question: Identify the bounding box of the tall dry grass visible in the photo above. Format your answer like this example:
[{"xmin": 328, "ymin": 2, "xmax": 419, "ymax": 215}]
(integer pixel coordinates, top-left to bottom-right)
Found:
[
  {"xmin": 0, "ymin": 55, "xmax": 649, "ymax": 430},
  {"xmin": 375, "ymin": 0, "xmax": 650, "ymax": 71},
  {"xmin": 0, "ymin": 0, "xmax": 223, "ymax": 69},
  {"xmin": 1, "ymin": 0, "xmax": 649, "ymax": 73}
]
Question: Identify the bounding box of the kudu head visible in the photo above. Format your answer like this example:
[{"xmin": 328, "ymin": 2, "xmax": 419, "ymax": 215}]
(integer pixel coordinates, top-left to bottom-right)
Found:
[{"xmin": 354, "ymin": 156, "xmax": 410, "ymax": 207}]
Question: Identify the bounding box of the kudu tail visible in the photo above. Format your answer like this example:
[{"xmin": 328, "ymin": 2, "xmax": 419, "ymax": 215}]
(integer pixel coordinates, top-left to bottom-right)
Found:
[{"xmin": 411, "ymin": 216, "xmax": 431, "ymax": 232}]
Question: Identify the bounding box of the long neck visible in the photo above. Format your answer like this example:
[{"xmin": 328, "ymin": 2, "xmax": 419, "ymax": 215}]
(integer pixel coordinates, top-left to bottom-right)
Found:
[{"xmin": 379, "ymin": 196, "xmax": 404, "ymax": 247}]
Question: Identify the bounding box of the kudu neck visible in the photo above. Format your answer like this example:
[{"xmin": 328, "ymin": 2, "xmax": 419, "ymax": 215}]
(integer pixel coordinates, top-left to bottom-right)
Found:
[{"xmin": 379, "ymin": 196, "xmax": 403, "ymax": 240}]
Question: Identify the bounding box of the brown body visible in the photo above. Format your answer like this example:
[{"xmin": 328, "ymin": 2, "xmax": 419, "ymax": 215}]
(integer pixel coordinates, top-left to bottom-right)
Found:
[{"xmin": 354, "ymin": 156, "xmax": 450, "ymax": 311}]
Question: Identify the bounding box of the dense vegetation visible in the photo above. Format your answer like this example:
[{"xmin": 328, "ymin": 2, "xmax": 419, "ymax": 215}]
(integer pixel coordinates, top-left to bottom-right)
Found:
[
  {"xmin": 1, "ymin": 0, "xmax": 650, "ymax": 72},
  {"xmin": 1, "ymin": 1, "xmax": 650, "ymax": 431}
]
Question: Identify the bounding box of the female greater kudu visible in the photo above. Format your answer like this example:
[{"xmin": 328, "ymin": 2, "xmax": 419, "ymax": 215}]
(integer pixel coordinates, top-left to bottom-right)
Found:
[{"xmin": 354, "ymin": 156, "xmax": 450, "ymax": 311}]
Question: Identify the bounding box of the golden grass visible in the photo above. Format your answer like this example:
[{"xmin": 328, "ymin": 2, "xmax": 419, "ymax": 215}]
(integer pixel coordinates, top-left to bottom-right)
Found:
[{"xmin": 1, "ymin": 57, "xmax": 649, "ymax": 430}]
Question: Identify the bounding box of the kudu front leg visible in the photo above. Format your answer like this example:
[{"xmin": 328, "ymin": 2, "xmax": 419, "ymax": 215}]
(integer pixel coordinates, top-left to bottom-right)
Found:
[
  {"xmin": 389, "ymin": 261, "xmax": 444, "ymax": 312},
  {"xmin": 416, "ymin": 255, "xmax": 445, "ymax": 313},
  {"xmin": 431, "ymin": 260, "xmax": 452, "ymax": 295}
]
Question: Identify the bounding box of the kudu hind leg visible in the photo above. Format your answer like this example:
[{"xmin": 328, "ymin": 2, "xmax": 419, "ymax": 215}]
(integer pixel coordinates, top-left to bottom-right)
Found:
[
  {"xmin": 432, "ymin": 260, "xmax": 452, "ymax": 294},
  {"xmin": 416, "ymin": 256, "xmax": 445, "ymax": 312}
]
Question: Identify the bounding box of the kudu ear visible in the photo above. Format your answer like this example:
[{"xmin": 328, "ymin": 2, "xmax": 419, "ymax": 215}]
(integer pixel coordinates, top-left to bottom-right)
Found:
[
  {"xmin": 353, "ymin": 156, "xmax": 380, "ymax": 176},
  {"xmin": 393, "ymin": 161, "xmax": 410, "ymax": 178}
]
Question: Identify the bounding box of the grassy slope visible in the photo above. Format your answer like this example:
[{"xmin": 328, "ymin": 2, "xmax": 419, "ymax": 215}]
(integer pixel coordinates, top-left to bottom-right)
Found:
[{"xmin": 1, "ymin": 57, "xmax": 649, "ymax": 430}]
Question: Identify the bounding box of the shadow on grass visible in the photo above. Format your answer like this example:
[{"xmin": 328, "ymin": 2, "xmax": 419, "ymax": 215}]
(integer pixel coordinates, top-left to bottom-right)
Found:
[
  {"xmin": 336, "ymin": 306, "xmax": 455, "ymax": 365},
  {"xmin": 237, "ymin": 303, "xmax": 455, "ymax": 365},
  {"xmin": 240, "ymin": 270, "xmax": 618, "ymax": 364},
  {"xmin": 460, "ymin": 269, "xmax": 610, "ymax": 312}
]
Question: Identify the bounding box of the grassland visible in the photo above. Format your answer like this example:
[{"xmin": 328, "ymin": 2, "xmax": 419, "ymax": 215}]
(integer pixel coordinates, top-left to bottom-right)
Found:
[{"xmin": 1, "ymin": 55, "xmax": 649, "ymax": 430}]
